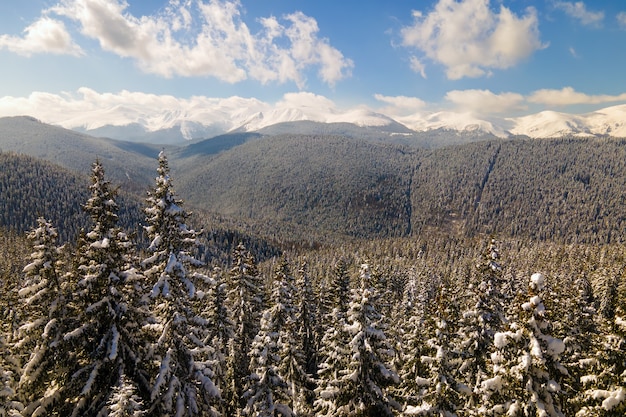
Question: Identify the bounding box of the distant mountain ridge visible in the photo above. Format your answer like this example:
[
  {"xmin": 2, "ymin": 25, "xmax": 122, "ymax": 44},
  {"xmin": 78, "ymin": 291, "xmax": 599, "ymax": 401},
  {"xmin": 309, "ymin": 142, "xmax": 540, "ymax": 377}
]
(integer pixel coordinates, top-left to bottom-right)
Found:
[
  {"xmin": 3, "ymin": 115, "xmax": 626, "ymax": 245},
  {"xmin": 65, "ymin": 102, "xmax": 626, "ymax": 144}
]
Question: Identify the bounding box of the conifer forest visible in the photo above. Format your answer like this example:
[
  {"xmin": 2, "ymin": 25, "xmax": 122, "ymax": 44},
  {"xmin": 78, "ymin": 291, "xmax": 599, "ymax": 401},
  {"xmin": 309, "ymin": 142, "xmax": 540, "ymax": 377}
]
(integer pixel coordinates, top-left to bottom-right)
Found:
[{"xmin": 2, "ymin": 150, "xmax": 626, "ymax": 417}]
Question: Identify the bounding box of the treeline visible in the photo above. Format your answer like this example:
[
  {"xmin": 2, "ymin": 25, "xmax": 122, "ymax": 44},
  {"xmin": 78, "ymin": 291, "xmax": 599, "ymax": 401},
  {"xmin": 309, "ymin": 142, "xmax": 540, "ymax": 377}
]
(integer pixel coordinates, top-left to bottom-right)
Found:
[{"xmin": 2, "ymin": 153, "xmax": 626, "ymax": 416}]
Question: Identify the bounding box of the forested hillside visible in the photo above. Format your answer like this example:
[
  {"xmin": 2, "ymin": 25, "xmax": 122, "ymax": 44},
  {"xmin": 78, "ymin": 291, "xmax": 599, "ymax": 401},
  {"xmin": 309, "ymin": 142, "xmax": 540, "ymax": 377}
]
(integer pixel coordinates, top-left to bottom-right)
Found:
[
  {"xmin": 173, "ymin": 135, "xmax": 626, "ymax": 244},
  {"xmin": 176, "ymin": 134, "xmax": 415, "ymax": 239},
  {"xmin": 3, "ymin": 117, "xmax": 626, "ymax": 244},
  {"xmin": 0, "ymin": 116, "xmax": 158, "ymax": 192}
]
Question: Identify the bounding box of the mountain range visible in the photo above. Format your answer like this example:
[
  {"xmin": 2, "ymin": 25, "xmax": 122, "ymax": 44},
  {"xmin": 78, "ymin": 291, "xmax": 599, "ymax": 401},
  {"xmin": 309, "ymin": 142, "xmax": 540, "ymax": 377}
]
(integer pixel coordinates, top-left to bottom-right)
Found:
[
  {"xmin": 2, "ymin": 115, "xmax": 626, "ymax": 246},
  {"xmin": 66, "ymin": 102, "xmax": 626, "ymax": 144}
]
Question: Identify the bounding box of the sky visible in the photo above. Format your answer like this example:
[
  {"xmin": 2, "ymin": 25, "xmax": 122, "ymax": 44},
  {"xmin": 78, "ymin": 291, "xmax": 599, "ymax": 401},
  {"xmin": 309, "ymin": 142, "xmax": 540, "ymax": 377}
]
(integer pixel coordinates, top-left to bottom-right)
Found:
[{"xmin": 1, "ymin": 0, "xmax": 626, "ymax": 131}]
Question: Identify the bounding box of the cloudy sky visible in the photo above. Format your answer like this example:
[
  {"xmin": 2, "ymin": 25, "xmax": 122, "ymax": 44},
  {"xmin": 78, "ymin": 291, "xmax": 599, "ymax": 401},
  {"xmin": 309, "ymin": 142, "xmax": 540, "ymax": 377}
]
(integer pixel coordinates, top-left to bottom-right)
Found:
[{"xmin": 1, "ymin": 0, "xmax": 626, "ymax": 130}]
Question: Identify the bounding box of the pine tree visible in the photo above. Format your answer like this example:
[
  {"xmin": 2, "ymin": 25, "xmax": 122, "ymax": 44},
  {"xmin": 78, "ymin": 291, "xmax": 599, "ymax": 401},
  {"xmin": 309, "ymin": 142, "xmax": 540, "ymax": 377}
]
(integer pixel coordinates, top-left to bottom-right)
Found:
[
  {"xmin": 243, "ymin": 259, "xmax": 296, "ymax": 417},
  {"xmin": 52, "ymin": 161, "xmax": 147, "ymax": 416},
  {"xmin": 294, "ymin": 260, "xmax": 318, "ymax": 412},
  {"xmin": 61, "ymin": 160, "xmax": 147, "ymax": 417},
  {"xmin": 489, "ymin": 273, "xmax": 567, "ymax": 416},
  {"xmin": 319, "ymin": 263, "xmax": 399, "ymax": 417},
  {"xmin": 456, "ymin": 239, "xmax": 507, "ymax": 414},
  {"xmin": 0, "ymin": 332, "xmax": 22, "ymax": 417},
  {"xmin": 315, "ymin": 260, "xmax": 353, "ymax": 416},
  {"xmin": 575, "ymin": 269, "xmax": 626, "ymax": 415},
  {"xmin": 14, "ymin": 218, "xmax": 67, "ymax": 417},
  {"xmin": 227, "ymin": 242, "xmax": 265, "ymax": 411},
  {"xmin": 107, "ymin": 375, "xmax": 145, "ymax": 417},
  {"xmin": 202, "ymin": 267, "xmax": 234, "ymax": 416},
  {"xmin": 141, "ymin": 152, "xmax": 219, "ymax": 416},
  {"xmin": 393, "ymin": 267, "xmax": 427, "ymax": 412},
  {"xmin": 405, "ymin": 279, "xmax": 465, "ymax": 416}
]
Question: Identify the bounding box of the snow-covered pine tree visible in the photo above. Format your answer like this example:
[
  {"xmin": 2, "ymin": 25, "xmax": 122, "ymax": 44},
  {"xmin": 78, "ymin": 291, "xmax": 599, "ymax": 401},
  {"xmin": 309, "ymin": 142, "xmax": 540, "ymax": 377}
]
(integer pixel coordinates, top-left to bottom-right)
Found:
[
  {"xmin": 0, "ymin": 332, "xmax": 22, "ymax": 417},
  {"xmin": 558, "ymin": 273, "xmax": 601, "ymax": 415},
  {"xmin": 315, "ymin": 260, "xmax": 353, "ymax": 417},
  {"xmin": 14, "ymin": 218, "xmax": 67, "ymax": 417},
  {"xmin": 201, "ymin": 267, "xmax": 234, "ymax": 416},
  {"xmin": 404, "ymin": 278, "xmax": 465, "ymax": 416},
  {"xmin": 293, "ymin": 260, "xmax": 318, "ymax": 411},
  {"xmin": 575, "ymin": 269, "xmax": 626, "ymax": 415},
  {"xmin": 489, "ymin": 273, "xmax": 567, "ymax": 416},
  {"xmin": 243, "ymin": 259, "xmax": 296, "ymax": 417},
  {"xmin": 456, "ymin": 239, "xmax": 507, "ymax": 414},
  {"xmin": 141, "ymin": 151, "xmax": 219, "ymax": 416},
  {"xmin": 278, "ymin": 260, "xmax": 315, "ymax": 416},
  {"xmin": 107, "ymin": 375, "xmax": 145, "ymax": 417},
  {"xmin": 61, "ymin": 160, "xmax": 147, "ymax": 417},
  {"xmin": 227, "ymin": 242, "xmax": 265, "ymax": 411},
  {"xmin": 393, "ymin": 267, "xmax": 428, "ymax": 412},
  {"xmin": 320, "ymin": 263, "xmax": 399, "ymax": 417}
]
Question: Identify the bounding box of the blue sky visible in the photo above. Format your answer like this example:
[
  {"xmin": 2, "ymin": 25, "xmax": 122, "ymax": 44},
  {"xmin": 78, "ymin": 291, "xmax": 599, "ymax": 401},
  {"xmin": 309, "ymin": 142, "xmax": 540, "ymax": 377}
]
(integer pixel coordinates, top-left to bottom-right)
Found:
[{"xmin": 1, "ymin": 0, "xmax": 626, "ymax": 129}]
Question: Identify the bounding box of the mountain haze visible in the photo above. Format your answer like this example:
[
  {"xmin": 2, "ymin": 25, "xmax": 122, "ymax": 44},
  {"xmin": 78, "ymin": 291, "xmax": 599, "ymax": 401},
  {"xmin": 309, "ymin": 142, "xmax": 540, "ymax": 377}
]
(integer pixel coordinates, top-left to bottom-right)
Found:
[{"xmin": 61, "ymin": 103, "xmax": 626, "ymax": 144}]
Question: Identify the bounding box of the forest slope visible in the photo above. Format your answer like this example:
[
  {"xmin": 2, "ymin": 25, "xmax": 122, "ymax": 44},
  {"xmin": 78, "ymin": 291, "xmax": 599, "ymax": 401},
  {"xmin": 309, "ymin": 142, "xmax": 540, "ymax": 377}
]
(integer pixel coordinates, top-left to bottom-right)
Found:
[
  {"xmin": 174, "ymin": 136, "xmax": 626, "ymax": 244},
  {"xmin": 175, "ymin": 134, "xmax": 415, "ymax": 239},
  {"xmin": 0, "ymin": 116, "xmax": 158, "ymax": 193}
]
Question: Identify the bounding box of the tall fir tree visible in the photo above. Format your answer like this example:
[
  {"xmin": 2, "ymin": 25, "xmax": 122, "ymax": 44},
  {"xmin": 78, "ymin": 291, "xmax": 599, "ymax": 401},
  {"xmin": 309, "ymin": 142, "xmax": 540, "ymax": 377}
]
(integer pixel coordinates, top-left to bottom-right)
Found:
[
  {"xmin": 141, "ymin": 152, "xmax": 219, "ymax": 416},
  {"xmin": 404, "ymin": 278, "xmax": 465, "ymax": 416},
  {"xmin": 575, "ymin": 269, "xmax": 626, "ymax": 415},
  {"xmin": 202, "ymin": 267, "xmax": 234, "ymax": 416},
  {"xmin": 61, "ymin": 160, "xmax": 147, "ymax": 417},
  {"xmin": 488, "ymin": 273, "xmax": 567, "ymax": 416},
  {"xmin": 315, "ymin": 260, "xmax": 353, "ymax": 417},
  {"xmin": 14, "ymin": 218, "xmax": 68, "ymax": 417},
  {"xmin": 318, "ymin": 263, "xmax": 399, "ymax": 417},
  {"xmin": 243, "ymin": 259, "xmax": 297, "ymax": 417},
  {"xmin": 227, "ymin": 242, "xmax": 265, "ymax": 412},
  {"xmin": 456, "ymin": 238, "xmax": 507, "ymax": 415}
]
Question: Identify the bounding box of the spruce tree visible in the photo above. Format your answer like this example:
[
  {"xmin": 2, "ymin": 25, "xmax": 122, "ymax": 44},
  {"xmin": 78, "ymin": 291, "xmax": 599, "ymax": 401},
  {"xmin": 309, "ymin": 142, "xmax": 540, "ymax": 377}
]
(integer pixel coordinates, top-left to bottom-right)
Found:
[
  {"xmin": 405, "ymin": 279, "xmax": 465, "ymax": 416},
  {"xmin": 227, "ymin": 242, "xmax": 265, "ymax": 411},
  {"xmin": 456, "ymin": 239, "xmax": 507, "ymax": 414},
  {"xmin": 489, "ymin": 273, "xmax": 567, "ymax": 416},
  {"xmin": 243, "ymin": 259, "xmax": 296, "ymax": 417},
  {"xmin": 575, "ymin": 269, "xmax": 626, "ymax": 415},
  {"xmin": 141, "ymin": 152, "xmax": 219, "ymax": 416},
  {"xmin": 61, "ymin": 160, "xmax": 147, "ymax": 417},
  {"xmin": 315, "ymin": 260, "xmax": 353, "ymax": 416},
  {"xmin": 319, "ymin": 263, "xmax": 399, "ymax": 416},
  {"xmin": 15, "ymin": 218, "xmax": 67, "ymax": 417},
  {"xmin": 202, "ymin": 267, "xmax": 234, "ymax": 416}
]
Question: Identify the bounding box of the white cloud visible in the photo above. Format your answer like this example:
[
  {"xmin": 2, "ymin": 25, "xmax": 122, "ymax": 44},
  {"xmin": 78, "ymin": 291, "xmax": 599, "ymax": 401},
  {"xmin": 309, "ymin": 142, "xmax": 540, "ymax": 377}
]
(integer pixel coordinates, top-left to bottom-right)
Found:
[
  {"xmin": 0, "ymin": 16, "xmax": 83, "ymax": 56},
  {"xmin": 47, "ymin": 0, "xmax": 352, "ymax": 87},
  {"xmin": 400, "ymin": 0, "xmax": 546, "ymax": 80},
  {"xmin": 374, "ymin": 94, "xmax": 427, "ymax": 116},
  {"xmin": 409, "ymin": 56, "xmax": 427, "ymax": 79},
  {"xmin": 617, "ymin": 11, "xmax": 626, "ymax": 29},
  {"xmin": 0, "ymin": 88, "xmax": 270, "ymax": 131},
  {"xmin": 554, "ymin": 1, "xmax": 604, "ymax": 27},
  {"xmin": 528, "ymin": 87, "xmax": 626, "ymax": 106},
  {"xmin": 445, "ymin": 89, "xmax": 526, "ymax": 114}
]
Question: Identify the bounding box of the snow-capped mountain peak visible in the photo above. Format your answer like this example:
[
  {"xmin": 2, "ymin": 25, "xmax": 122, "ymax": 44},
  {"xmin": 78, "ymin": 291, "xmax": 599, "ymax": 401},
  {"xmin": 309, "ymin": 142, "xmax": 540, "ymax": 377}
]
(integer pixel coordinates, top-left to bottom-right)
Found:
[{"xmin": 68, "ymin": 100, "xmax": 626, "ymax": 144}]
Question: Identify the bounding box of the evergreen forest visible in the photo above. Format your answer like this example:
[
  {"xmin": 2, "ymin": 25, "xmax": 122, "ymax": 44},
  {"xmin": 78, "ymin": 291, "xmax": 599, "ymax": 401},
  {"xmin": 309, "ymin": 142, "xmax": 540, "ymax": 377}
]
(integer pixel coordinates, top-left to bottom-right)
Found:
[{"xmin": 1, "ymin": 130, "xmax": 626, "ymax": 416}]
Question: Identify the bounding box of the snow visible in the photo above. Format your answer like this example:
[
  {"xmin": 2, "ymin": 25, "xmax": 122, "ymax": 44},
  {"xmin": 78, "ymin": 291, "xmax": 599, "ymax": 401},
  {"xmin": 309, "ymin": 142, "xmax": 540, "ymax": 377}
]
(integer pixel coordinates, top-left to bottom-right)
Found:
[
  {"xmin": 109, "ymin": 325, "xmax": 119, "ymax": 360},
  {"xmin": 590, "ymin": 387, "xmax": 626, "ymax": 411},
  {"xmin": 481, "ymin": 375, "xmax": 503, "ymax": 392},
  {"xmin": 530, "ymin": 273, "xmax": 545, "ymax": 292},
  {"xmin": 494, "ymin": 332, "xmax": 510, "ymax": 348}
]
